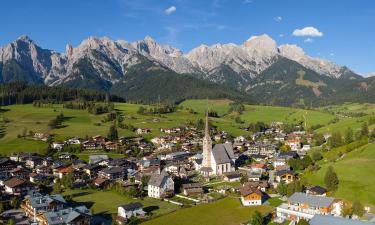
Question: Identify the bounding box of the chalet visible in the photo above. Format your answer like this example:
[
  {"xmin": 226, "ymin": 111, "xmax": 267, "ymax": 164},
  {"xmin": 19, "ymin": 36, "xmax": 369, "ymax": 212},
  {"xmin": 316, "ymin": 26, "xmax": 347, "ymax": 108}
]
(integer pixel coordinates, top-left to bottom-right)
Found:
[
  {"xmin": 223, "ymin": 172, "xmax": 241, "ymax": 182},
  {"xmin": 83, "ymin": 164, "xmax": 102, "ymax": 177},
  {"xmin": 285, "ymin": 133, "xmax": 301, "ymax": 151},
  {"xmin": 25, "ymin": 155, "xmax": 43, "ymax": 168},
  {"xmin": 82, "ymin": 140, "xmax": 103, "ymax": 150},
  {"xmin": 3, "ymin": 177, "xmax": 33, "ymax": 195},
  {"xmin": 10, "ymin": 167, "xmax": 31, "ymax": 179},
  {"xmin": 182, "ymin": 183, "xmax": 203, "ymax": 196},
  {"xmin": 147, "ymin": 171, "xmax": 174, "ymax": 198},
  {"xmin": 239, "ymin": 185, "xmax": 263, "ymax": 206},
  {"xmin": 53, "ymin": 166, "xmax": 73, "ymax": 179},
  {"xmin": 93, "ymin": 177, "xmax": 108, "ymax": 188},
  {"xmin": 250, "ymin": 163, "xmax": 267, "ymax": 174},
  {"xmin": 242, "ymin": 181, "xmax": 269, "ymax": 192},
  {"xmin": 276, "ymin": 192, "xmax": 342, "ymax": 222},
  {"xmin": 117, "ymin": 202, "xmax": 145, "ymax": 224},
  {"xmin": 37, "ymin": 206, "xmax": 91, "ymax": 225},
  {"xmin": 275, "ymin": 170, "xmax": 296, "ymax": 184},
  {"xmin": 98, "ymin": 166, "xmax": 125, "ymax": 181},
  {"xmin": 21, "ymin": 191, "xmax": 66, "ymax": 218},
  {"xmin": 105, "ymin": 141, "xmax": 119, "ymax": 150},
  {"xmin": 247, "ymin": 172, "xmax": 262, "ymax": 182},
  {"xmin": 306, "ymin": 186, "xmax": 327, "ymax": 196},
  {"xmin": 66, "ymin": 137, "xmax": 81, "ymax": 145},
  {"xmin": 0, "ymin": 158, "xmax": 17, "ymax": 171}
]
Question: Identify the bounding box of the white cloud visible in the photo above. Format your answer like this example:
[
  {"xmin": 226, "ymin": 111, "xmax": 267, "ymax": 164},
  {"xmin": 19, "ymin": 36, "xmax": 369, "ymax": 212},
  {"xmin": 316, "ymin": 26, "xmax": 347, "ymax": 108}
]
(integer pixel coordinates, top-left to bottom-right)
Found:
[
  {"xmin": 243, "ymin": 0, "xmax": 253, "ymax": 4},
  {"xmin": 330, "ymin": 52, "xmax": 335, "ymax": 56},
  {"xmin": 274, "ymin": 16, "xmax": 282, "ymax": 22},
  {"xmin": 279, "ymin": 34, "xmax": 285, "ymax": 38},
  {"xmin": 293, "ymin": 26, "xmax": 323, "ymax": 37},
  {"xmin": 304, "ymin": 38, "xmax": 314, "ymax": 43},
  {"xmin": 164, "ymin": 6, "xmax": 176, "ymax": 15}
]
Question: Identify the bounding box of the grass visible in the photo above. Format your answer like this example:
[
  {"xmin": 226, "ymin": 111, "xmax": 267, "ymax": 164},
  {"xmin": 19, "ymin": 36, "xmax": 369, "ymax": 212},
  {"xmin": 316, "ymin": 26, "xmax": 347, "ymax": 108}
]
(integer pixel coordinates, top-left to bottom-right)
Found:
[
  {"xmin": 304, "ymin": 143, "xmax": 375, "ymax": 209},
  {"xmin": 142, "ymin": 197, "xmax": 271, "ymax": 225},
  {"xmin": 0, "ymin": 99, "xmax": 363, "ymax": 155},
  {"xmin": 63, "ymin": 188, "xmax": 180, "ymax": 216},
  {"xmin": 266, "ymin": 197, "xmax": 285, "ymax": 207}
]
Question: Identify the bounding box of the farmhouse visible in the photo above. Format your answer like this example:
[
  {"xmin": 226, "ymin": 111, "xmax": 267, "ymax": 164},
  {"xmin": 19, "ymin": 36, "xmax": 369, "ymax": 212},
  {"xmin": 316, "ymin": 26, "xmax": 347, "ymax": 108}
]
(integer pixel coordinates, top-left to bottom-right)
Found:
[
  {"xmin": 117, "ymin": 202, "xmax": 146, "ymax": 223},
  {"xmin": 239, "ymin": 185, "xmax": 263, "ymax": 206},
  {"xmin": 147, "ymin": 171, "xmax": 174, "ymax": 198},
  {"xmin": 182, "ymin": 183, "xmax": 203, "ymax": 196}
]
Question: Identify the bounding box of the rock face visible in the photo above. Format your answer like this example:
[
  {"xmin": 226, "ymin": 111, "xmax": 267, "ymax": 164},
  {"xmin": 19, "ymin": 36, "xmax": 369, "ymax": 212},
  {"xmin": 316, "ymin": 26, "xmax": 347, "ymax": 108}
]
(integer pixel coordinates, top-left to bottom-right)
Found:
[{"xmin": 0, "ymin": 34, "xmax": 359, "ymax": 90}]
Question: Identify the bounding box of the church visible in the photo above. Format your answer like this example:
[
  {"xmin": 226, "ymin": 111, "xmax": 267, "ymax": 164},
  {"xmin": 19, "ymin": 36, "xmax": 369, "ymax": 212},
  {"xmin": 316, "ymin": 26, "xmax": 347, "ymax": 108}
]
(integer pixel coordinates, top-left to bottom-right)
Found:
[{"xmin": 199, "ymin": 113, "xmax": 236, "ymax": 177}]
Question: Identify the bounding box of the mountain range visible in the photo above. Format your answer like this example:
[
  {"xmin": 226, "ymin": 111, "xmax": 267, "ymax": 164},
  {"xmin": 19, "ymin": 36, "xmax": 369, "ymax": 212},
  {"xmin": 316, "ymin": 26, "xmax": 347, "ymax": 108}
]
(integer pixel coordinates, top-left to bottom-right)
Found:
[{"xmin": 0, "ymin": 34, "xmax": 374, "ymax": 105}]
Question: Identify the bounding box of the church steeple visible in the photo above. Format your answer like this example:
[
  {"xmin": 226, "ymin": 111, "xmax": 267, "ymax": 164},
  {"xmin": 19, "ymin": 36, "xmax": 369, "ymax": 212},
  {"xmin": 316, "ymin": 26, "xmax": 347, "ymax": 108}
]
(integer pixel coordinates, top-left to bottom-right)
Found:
[{"xmin": 202, "ymin": 108, "xmax": 212, "ymax": 168}]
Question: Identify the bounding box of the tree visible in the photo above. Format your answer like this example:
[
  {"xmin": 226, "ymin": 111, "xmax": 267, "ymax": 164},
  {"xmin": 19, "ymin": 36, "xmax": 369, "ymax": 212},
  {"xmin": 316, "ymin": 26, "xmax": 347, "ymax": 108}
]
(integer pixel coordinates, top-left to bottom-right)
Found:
[
  {"xmin": 249, "ymin": 210, "xmax": 263, "ymax": 225},
  {"xmin": 240, "ymin": 173, "xmax": 248, "ymax": 184},
  {"xmin": 61, "ymin": 172, "xmax": 74, "ymax": 189},
  {"xmin": 324, "ymin": 166, "xmax": 339, "ymax": 192},
  {"xmin": 53, "ymin": 179, "xmax": 62, "ymax": 194},
  {"xmin": 328, "ymin": 132, "xmax": 343, "ymax": 148},
  {"xmin": 296, "ymin": 219, "xmax": 310, "ymax": 225},
  {"xmin": 0, "ymin": 202, "xmax": 5, "ymax": 213},
  {"xmin": 280, "ymin": 144, "xmax": 291, "ymax": 153},
  {"xmin": 352, "ymin": 201, "xmax": 364, "ymax": 217},
  {"xmin": 313, "ymin": 133, "xmax": 325, "ymax": 146},
  {"xmin": 360, "ymin": 122, "xmax": 369, "ymax": 137},
  {"xmin": 287, "ymin": 180, "xmax": 303, "ymax": 197},
  {"xmin": 311, "ymin": 151, "xmax": 323, "ymax": 162},
  {"xmin": 277, "ymin": 181, "xmax": 287, "ymax": 196},
  {"xmin": 344, "ymin": 127, "xmax": 354, "ymax": 144},
  {"xmin": 107, "ymin": 124, "xmax": 118, "ymax": 141}
]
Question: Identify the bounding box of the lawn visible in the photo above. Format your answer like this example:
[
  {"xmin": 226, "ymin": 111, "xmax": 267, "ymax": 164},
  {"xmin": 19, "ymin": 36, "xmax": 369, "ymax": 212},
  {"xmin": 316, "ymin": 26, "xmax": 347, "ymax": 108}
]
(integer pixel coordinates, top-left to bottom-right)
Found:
[
  {"xmin": 142, "ymin": 197, "xmax": 272, "ymax": 225},
  {"xmin": 63, "ymin": 189, "xmax": 180, "ymax": 216},
  {"xmin": 304, "ymin": 143, "xmax": 375, "ymax": 209}
]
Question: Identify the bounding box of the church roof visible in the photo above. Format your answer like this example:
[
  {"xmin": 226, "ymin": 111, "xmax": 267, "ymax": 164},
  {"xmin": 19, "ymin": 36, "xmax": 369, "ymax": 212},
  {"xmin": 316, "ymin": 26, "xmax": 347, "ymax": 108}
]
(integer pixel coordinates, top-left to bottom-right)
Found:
[{"xmin": 212, "ymin": 143, "xmax": 235, "ymax": 164}]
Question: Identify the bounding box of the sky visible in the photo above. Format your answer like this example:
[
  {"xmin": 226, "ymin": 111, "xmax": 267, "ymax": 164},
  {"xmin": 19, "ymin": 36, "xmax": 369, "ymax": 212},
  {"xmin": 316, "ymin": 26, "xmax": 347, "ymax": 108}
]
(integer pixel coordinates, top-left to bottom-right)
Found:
[{"xmin": 0, "ymin": 0, "xmax": 374, "ymax": 75}]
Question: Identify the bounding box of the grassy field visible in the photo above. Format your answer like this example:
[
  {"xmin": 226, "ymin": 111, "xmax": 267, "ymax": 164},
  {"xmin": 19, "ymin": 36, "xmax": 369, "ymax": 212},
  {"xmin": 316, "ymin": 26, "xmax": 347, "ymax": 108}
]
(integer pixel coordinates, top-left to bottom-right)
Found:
[
  {"xmin": 0, "ymin": 99, "xmax": 370, "ymax": 155},
  {"xmin": 304, "ymin": 143, "xmax": 375, "ymax": 209},
  {"xmin": 142, "ymin": 197, "xmax": 271, "ymax": 225},
  {"xmin": 63, "ymin": 188, "xmax": 180, "ymax": 216}
]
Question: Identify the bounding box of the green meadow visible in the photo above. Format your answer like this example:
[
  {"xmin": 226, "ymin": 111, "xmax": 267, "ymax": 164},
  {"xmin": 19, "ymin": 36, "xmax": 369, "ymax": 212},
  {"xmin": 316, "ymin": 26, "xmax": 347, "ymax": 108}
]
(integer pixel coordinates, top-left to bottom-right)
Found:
[
  {"xmin": 0, "ymin": 99, "xmax": 372, "ymax": 155},
  {"xmin": 304, "ymin": 143, "xmax": 375, "ymax": 209},
  {"xmin": 142, "ymin": 197, "xmax": 271, "ymax": 225}
]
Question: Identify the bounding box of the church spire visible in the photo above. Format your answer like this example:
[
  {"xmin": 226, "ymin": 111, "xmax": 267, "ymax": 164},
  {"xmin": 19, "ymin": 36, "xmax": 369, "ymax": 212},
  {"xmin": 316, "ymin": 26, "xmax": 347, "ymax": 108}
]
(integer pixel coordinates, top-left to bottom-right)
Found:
[{"xmin": 205, "ymin": 109, "xmax": 209, "ymax": 137}]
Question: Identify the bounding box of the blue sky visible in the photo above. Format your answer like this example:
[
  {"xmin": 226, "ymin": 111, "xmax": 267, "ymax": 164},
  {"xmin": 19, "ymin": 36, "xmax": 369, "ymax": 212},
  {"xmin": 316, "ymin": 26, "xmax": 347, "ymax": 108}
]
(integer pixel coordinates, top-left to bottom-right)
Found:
[{"xmin": 1, "ymin": 0, "xmax": 374, "ymax": 75}]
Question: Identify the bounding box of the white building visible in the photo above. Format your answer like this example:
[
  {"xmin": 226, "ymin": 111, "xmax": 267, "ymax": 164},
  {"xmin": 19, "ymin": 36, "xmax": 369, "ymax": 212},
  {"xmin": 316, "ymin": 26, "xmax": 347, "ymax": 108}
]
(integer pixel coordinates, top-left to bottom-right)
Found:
[
  {"xmin": 147, "ymin": 171, "xmax": 174, "ymax": 198},
  {"xmin": 118, "ymin": 202, "xmax": 145, "ymax": 220}
]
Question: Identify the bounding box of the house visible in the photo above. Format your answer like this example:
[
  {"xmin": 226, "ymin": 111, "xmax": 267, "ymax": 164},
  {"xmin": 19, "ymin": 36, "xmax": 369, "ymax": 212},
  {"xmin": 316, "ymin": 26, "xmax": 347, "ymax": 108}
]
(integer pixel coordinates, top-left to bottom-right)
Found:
[
  {"xmin": 242, "ymin": 181, "xmax": 269, "ymax": 192},
  {"xmin": 310, "ymin": 215, "xmax": 375, "ymax": 225},
  {"xmin": 276, "ymin": 192, "xmax": 342, "ymax": 222},
  {"xmin": 275, "ymin": 170, "xmax": 296, "ymax": 184},
  {"xmin": 53, "ymin": 166, "xmax": 74, "ymax": 179},
  {"xmin": 239, "ymin": 185, "xmax": 263, "ymax": 206},
  {"xmin": 117, "ymin": 202, "xmax": 146, "ymax": 224},
  {"xmin": 306, "ymin": 186, "xmax": 327, "ymax": 196},
  {"xmin": 93, "ymin": 177, "xmax": 108, "ymax": 188},
  {"xmin": 182, "ymin": 183, "xmax": 203, "ymax": 196},
  {"xmin": 4, "ymin": 177, "xmax": 33, "ymax": 195},
  {"xmin": 247, "ymin": 172, "xmax": 262, "ymax": 182},
  {"xmin": 250, "ymin": 163, "xmax": 267, "ymax": 174},
  {"xmin": 223, "ymin": 172, "xmax": 241, "ymax": 182},
  {"xmin": 37, "ymin": 206, "xmax": 91, "ymax": 225},
  {"xmin": 136, "ymin": 128, "xmax": 151, "ymax": 135},
  {"xmin": 83, "ymin": 164, "xmax": 102, "ymax": 177},
  {"xmin": 98, "ymin": 166, "xmax": 125, "ymax": 181},
  {"xmin": 51, "ymin": 142, "xmax": 65, "ymax": 150},
  {"xmin": 21, "ymin": 191, "xmax": 66, "ymax": 218},
  {"xmin": 147, "ymin": 171, "xmax": 174, "ymax": 198},
  {"xmin": 0, "ymin": 158, "xmax": 17, "ymax": 171}
]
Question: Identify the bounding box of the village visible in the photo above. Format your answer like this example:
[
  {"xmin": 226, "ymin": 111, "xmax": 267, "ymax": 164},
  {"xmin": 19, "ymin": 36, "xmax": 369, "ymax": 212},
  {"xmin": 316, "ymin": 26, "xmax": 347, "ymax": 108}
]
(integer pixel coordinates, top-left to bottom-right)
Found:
[{"xmin": 0, "ymin": 112, "xmax": 371, "ymax": 225}]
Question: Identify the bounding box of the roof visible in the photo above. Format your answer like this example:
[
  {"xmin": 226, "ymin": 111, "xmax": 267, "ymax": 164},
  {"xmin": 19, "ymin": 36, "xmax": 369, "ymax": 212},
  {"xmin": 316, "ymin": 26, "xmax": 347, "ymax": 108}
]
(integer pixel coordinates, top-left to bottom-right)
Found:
[
  {"xmin": 4, "ymin": 177, "xmax": 26, "ymax": 188},
  {"xmin": 120, "ymin": 202, "xmax": 143, "ymax": 211},
  {"xmin": 276, "ymin": 169, "xmax": 296, "ymax": 177},
  {"xmin": 212, "ymin": 143, "xmax": 235, "ymax": 164},
  {"xmin": 308, "ymin": 185, "xmax": 327, "ymax": 195},
  {"xmin": 310, "ymin": 215, "xmax": 375, "ymax": 225},
  {"xmin": 239, "ymin": 185, "xmax": 263, "ymax": 197},
  {"xmin": 43, "ymin": 206, "xmax": 91, "ymax": 225},
  {"xmin": 288, "ymin": 192, "xmax": 335, "ymax": 208},
  {"xmin": 26, "ymin": 191, "xmax": 66, "ymax": 209},
  {"xmin": 182, "ymin": 183, "xmax": 202, "ymax": 189},
  {"xmin": 100, "ymin": 166, "xmax": 124, "ymax": 174},
  {"xmin": 148, "ymin": 172, "xmax": 170, "ymax": 188}
]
